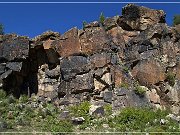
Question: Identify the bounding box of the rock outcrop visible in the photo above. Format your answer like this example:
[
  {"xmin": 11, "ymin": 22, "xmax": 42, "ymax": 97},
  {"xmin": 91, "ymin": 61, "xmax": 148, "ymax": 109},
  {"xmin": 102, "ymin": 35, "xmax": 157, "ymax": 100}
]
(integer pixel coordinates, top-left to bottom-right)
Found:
[{"xmin": 0, "ymin": 4, "xmax": 180, "ymax": 114}]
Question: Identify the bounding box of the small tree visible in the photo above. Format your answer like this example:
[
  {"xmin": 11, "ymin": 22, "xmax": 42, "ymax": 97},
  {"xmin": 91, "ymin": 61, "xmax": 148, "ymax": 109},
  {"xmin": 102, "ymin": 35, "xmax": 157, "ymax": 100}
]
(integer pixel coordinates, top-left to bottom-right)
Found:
[
  {"xmin": 82, "ymin": 21, "xmax": 87, "ymax": 29},
  {"xmin": 173, "ymin": 15, "xmax": 180, "ymax": 26},
  {"xmin": 99, "ymin": 12, "xmax": 105, "ymax": 24},
  {"xmin": 0, "ymin": 24, "xmax": 4, "ymax": 35}
]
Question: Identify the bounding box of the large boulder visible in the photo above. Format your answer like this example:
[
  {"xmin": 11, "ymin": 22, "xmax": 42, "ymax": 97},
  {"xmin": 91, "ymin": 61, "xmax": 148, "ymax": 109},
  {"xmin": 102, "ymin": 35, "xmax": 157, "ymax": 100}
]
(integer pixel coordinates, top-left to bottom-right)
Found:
[
  {"xmin": 0, "ymin": 34, "xmax": 29, "ymax": 61},
  {"xmin": 113, "ymin": 88, "xmax": 150, "ymax": 111},
  {"xmin": 107, "ymin": 27, "xmax": 124, "ymax": 46},
  {"xmin": 120, "ymin": 4, "xmax": 166, "ymax": 31},
  {"xmin": 132, "ymin": 59, "xmax": 166, "ymax": 85},
  {"xmin": 59, "ymin": 73, "xmax": 94, "ymax": 94},
  {"xmin": 32, "ymin": 30, "xmax": 60, "ymax": 47},
  {"xmin": 103, "ymin": 16, "xmax": 119, "ymax": 30},
  {"xmin": 54, "ymin": 27, "xmax": 81, "ymax": 57},
  {"xmin": 60, "ymin": 56, "xmax": 91, "ymax": 80}
]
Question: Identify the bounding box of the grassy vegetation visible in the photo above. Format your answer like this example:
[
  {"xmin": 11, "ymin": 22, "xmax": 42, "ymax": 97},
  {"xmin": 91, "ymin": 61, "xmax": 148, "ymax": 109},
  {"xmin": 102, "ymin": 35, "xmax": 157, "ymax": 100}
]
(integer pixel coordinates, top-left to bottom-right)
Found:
[
  {"xmin": 166, "ymin": 72, "xmax": 176, "ymax": 86},
  {"xmin": 0, "ymin": 89, "xmax": 179, "ymax": 133},
  {"xmin": 123, "ymin": 66, "xmax": 129, "ymax": 73},
  {"xmin": 0, "ymin": 89, "xmax": 73, "ymax": 132},
  {"xmin": 109, "ymin": 107, "xmax": 179, "ymax": 132},
  {"xmin": 69, "ymin": 104, "xmax": 179, "ymax": 132},
  {"xmin": 119, "ymin": 82, "xmax": 129, "ymax": 89},
  {"xmin": 134, "ymin": 85, "xmax": 147, "ymax": 96},
  {"xmin": 104, "ymin": 104, "xmax": 112, "ymax": 116},
  {"xmin": 69, "ymin": 101, "xmax": 92, "ymax": 130}
]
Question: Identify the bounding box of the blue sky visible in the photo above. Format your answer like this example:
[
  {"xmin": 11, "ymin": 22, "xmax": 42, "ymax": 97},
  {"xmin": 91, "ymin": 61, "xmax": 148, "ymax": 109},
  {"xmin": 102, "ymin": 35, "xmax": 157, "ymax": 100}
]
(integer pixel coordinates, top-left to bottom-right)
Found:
[{"xmin": 0, "ymin": 0, "xmax": 179, "ymax": 38}]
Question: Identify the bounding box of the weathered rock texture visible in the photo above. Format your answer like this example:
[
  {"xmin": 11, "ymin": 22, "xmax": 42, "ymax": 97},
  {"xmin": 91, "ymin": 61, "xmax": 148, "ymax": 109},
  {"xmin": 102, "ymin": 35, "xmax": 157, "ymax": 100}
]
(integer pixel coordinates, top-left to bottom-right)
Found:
[{"xmin": 0, "ymin": 4, "xmax": 180, "ymax": 114}]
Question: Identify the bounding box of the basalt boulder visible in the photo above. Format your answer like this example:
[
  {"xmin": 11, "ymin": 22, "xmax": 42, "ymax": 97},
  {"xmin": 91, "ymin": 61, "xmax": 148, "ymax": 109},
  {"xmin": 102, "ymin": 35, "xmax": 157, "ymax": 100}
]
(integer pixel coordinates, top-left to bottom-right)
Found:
[
  {"xmin": 132, "ymin": 59, "xmax": 166, "ymax": 85},
  {"xmin": 60, "ymin": 56, "xmax": 91, "ymax": 80},
  {"xmin": 58, "ymin": 72, "xmax": 94, "ymax": 95},
  {"xmin": 0, "ymin": 34, "xmax": 29, "ymax": 61},
  {"xmin": 120, "ymin": 4, "xmax": 166, "ymax": 31},
  {"xmin": 54, "ymin": 27, "xmax": 81, "ymax": 57}
]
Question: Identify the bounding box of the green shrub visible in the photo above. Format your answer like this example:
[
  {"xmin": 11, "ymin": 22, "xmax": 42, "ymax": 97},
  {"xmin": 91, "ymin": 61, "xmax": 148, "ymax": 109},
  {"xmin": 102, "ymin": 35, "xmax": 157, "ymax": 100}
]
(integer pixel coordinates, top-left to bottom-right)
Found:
[
  {"xmin": 104, "ymin": 104, "xmax": 112, "ymax": 116},
  {"xmin": 173, "ymin": 15, "xmax": 180, "ymax": 26},
  {"xmin": 123, "ymin": 66, "xmax": 129, "ymax": 73},
  {"xmin": 19, "ymin": 95, "xmax": 29, "ymax": 103},
  {"xmin": 36, "ymin": 108, "xmax": 47, "ymax": 118},
  {"xmin": 99, "ymin": 12, "xmax": 105, "ymax": 24},
  {"xmin": 46, "ymin": 103, "xmax": 57, "ymax": 113},
  {"xmin": 82, "ymin": 21, "xmax": 88, "ymax": 29},
  {"xmin": 69, "ymin": 101, "xmax": 90, "ymax": 118},
  {"xmin": 7, "ymin": 95, "xmax": 17, "ymax": 104},
  {"xmin": 134, "ymin": 85, "xmax": 146, "ymax": 96},
  {"xmin": 166, "ymin": 72, "xmax": 175, "ymax": 86},
  {"xmin": 69, "ymin": 101, "xmax": 91, "ymax": 130},
  {"xmin": 15, "ymin": 115, "xmax": 30, "ymax": 126},
  {"xmin": 0, "ymin": 92, "xmax": 74, "ymax": 132},
  {"xmin": 119, "ymin": 82, "xmax": 129, "ymax": 89},
  {"xmin": 0, "ymin": 24, "xmax": 4, "ymax": 35},
  {"xmin": 0, "ymin": 89, "xmax": 6, "ymax": 99},
  {"xmin": 24, "ymin": 105, "xmax": 36, "ymax": 118}
]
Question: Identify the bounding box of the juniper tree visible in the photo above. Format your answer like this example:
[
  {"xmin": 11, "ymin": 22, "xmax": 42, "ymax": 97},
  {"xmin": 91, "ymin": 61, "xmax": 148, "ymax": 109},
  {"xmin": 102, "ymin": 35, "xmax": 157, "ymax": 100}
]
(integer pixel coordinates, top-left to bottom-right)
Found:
[
  {"xmin": 0, "ymin": 23, "xmax": 4, "ymax": 35},
  {"xmin": 173, "ymin": 15, "xmax": 180, "ymax": 26}
]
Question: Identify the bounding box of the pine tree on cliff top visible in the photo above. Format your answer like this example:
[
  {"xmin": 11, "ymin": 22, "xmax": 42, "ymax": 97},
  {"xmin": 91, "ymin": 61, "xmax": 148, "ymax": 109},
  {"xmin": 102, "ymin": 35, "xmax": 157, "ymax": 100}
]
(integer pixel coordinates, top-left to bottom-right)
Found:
[
  {"xmin": 173, "ymin": 15, "xmax": 180, "ymax": 26},
  {"xmin": 0, "ymin": 23, "xmax": 4, "ymax": 35}
]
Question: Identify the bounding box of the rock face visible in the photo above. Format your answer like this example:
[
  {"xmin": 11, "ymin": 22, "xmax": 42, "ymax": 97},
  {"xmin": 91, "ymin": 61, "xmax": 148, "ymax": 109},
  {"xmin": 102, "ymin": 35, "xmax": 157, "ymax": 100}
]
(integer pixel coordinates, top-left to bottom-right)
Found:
[{"xmin": 0, "ymin": 4, "xmax": 180, "ymax": 114}]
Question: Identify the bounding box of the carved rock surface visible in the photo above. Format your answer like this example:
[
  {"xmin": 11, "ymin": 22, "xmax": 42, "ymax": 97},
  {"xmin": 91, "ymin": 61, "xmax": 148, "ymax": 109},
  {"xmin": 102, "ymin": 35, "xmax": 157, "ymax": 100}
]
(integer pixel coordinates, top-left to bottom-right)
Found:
[
  {"xmin": 54, "ymin": 27, "xmax": 81, "ymax": 57},
  {"xmin": 80, "ymin": 26, "xmax": 110, "ymax": 54},
  {"xmin": 90, "ymin": 53, "xmax": 111, "ymax": 68}
]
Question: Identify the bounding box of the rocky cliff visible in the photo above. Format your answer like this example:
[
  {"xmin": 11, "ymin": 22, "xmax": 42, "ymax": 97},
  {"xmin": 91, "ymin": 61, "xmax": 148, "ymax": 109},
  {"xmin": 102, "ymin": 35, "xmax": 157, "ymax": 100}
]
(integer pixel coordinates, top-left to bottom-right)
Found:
[{"xmin": 0, "ymin": 4, "xmax": 180, "ymax": 114}]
